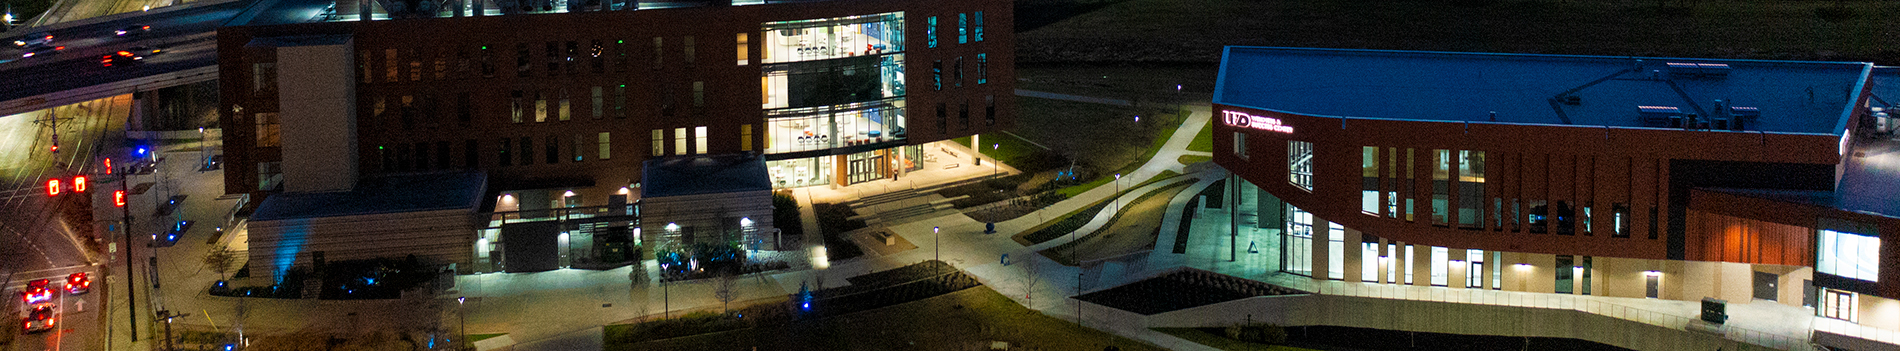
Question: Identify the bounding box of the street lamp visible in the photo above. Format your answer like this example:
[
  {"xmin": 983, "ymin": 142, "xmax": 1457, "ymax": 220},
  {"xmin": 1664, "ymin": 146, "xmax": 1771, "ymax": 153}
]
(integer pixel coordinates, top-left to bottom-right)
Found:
[
  {"xmin": 933, "ymin": 226, "xmax": 940, "ymax": 264},
  {"xmin": 1113, "ymin": 173, "xmax": 1122, "ymax": 212},
  {"xmin": 991, "ymin": 144, "xmax": 999, "ymax": 177},
  {"xmin": 456, "ymin": 296, "xmax": 466, "ymax": 349}
]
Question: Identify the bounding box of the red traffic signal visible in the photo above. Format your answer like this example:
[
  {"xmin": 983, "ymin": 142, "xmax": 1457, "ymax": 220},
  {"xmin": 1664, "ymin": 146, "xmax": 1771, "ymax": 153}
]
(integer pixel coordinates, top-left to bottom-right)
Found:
[
  {"xmin": 114, "ymin": 190, "xmax": 126, "ymax": 207},
  {"xmin": 46, "ymin": 179, "xmax": 60, "ymax": 197},
  {"xmin": 73, "ymin": 176, "xmax": 87, "ymax": 192},
  {"xmin": 104, "ymin": 158, "xmax": 112, "ymax": 175}
]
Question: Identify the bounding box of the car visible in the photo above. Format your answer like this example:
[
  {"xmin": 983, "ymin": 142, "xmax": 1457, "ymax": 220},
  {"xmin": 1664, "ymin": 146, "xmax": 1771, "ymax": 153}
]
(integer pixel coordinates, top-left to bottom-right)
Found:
[
  {"xmin": 115, "ymin": 25, "xmax": 151, "ymax": 36},
  {"xmin": 20, "ymin": 279, "xmax": 51, "ymax": 304},
  {"xmin": 100, "ymin": 46, "xmax": 160, "ymax": 67},
  {"xmin": 21, "ymin": 45, "xmax": 64, "ymax": 58},
  {"xmin": 21, "ymin": 305, "xmax": 54, "ymax": 333},
  {"xmin": 12, "ymin": 32, "xmax": 52, "ymax": 47},
  {"xmin": 65, "ymin": 273, "xmax": 90, "ymax": 295}
]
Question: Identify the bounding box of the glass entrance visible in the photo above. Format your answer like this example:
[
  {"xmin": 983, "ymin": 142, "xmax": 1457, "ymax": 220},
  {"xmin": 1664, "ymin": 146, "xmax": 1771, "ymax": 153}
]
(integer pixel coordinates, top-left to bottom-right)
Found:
[{"xmin": 847, "ymin": 150, "xmax": 886, "ymax": 184}]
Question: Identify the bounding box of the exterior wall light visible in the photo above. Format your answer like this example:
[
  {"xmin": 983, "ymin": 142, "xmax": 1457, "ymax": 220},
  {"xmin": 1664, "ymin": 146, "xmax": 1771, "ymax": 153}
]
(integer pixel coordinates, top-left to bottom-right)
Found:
[
  {"xmin": 740, "ymin": 217, "xmax": 753, "ymax": 226},
  {"xmin": 1643, "ymin": 270, "xmax": 1663, "ymax": 277},
  {"xmin": 666, "ymin": 222, "xmax": 680, "ymax": 231},
  {"xmin": 1513, "ymin": 263, "xmax": 1533, "ymax": 270},
  {"xmin": 563, "ymin": 190, "xmax": 577, "ymax": 197}
]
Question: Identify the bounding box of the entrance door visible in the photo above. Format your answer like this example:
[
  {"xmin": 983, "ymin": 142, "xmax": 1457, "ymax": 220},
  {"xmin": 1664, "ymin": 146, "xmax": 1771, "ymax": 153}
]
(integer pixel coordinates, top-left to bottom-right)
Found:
[
  {"xmin": 1645, "ymin": 275, "xmax": 1660, "ymax": 298},
  {"xmin": 847, "ymin": 151, "xmax": 885, "ymax": 184}
]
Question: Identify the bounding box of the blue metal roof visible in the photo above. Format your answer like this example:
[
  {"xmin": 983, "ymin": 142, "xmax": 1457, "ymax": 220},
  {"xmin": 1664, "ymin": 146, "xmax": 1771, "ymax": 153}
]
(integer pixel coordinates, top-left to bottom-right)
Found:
[
  {"xmin": 1826, "ymin": 67, "xmax": 1900, "ymax": 220},
  {"xmin": 251, "ymin": 172, "xmax": 488, "ymax": 221},
  {"xmin": 640, "ymin": 154, "xmax": 773, "ymax": 198},
  {"xmin": 1215, "ymin": 47, "xmax": 1871, "ymax": 135}
]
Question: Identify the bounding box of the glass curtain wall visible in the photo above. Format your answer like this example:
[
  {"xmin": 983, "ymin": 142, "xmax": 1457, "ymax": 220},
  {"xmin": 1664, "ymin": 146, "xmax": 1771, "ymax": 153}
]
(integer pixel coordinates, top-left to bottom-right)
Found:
[
  {"xmin": 760, "ymin": 54, "xmax": 905, "ymax": 110},
  {"xmin": 1459, "ymin": 150, "xmax": 1485, "ymax": 229},
  {"xmin": 762, "ymin": 13, "xmax": 905, "ymax": 64},
  {"xmin": 763, "ymin": 98, "xmax": 906, "ymax": 154},
  {"xmin": 1283, "ymin": 205, "xmax": 1314, "ymax": 276},
  {"xmin": 767, "ymin": 157, "xmax": 834, "ymax": 188}
]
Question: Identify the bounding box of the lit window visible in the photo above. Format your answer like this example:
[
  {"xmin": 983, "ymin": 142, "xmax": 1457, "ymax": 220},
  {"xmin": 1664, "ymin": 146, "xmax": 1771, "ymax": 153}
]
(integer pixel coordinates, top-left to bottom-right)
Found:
[
  {"xmin": 740, "ymin": 124, "xmax": 753, "ymax": 151},
  {"xmin": 1288, "ymin": 140, "xmax": 1313, "ymax": 191},
  {"xmin": 651, "ymin": 129, "xmax": 664, "ymax": 156},
  {"xmin": 927, "ymin": 16, "xmax": 937, "ymax": 48},
  {"xmin": 598, "ymin": 132, "xmax": 611, "ymax": 160},
  {"xmin": 977, "ymin": 54, "xmax": 987, "ymax": 84},
  {"xmin": 974, "ymin": 11, "xmax": 984, "ymax": 42},
  {"xmin": 957, "ymin": 13, "xmax": 967, "ymax": 44},
  {"xmin": 674, "ymin": 128, "xmax": 687, "ymax": 156},
  {"xmin": 1233, "ymin": 132, "xmax": 1247, "ymax": 159},
  {"xmin": 693, "ymin": 81, "xmax": 705, "ymax": 107},
  {"xmin": 736, "ymin": 33, "xmax": 749, "ymax": 66},
  {"xmin": 1821, "ymin": 289, "xmax": 1857, "ymax": 322},
  {"xmin": 1818, "ymin": 228, "xmax": 1880, "ymax": 282},
  {"xmin": 695, "ymin": 126, "xmax": 709, "ymax": 154}
]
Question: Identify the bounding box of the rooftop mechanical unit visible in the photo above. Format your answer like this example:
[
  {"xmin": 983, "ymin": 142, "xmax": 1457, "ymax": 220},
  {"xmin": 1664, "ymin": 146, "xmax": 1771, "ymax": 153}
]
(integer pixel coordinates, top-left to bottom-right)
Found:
[
  {"xmin": 1667, "ymin": 62, "xmax": 1732, "ymax": 79},
  {"xmin": 1638, "ymin": 105, "xmax": 1684, "ymax": 127}
]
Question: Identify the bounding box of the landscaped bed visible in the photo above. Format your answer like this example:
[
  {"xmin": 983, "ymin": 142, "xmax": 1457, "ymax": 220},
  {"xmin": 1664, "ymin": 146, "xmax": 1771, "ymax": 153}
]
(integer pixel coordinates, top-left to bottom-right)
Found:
[
  {"xmin": 812, "ymin": 203, "xmax": 866, "ymax": 261},
  {"xmin": 1076, "ymin": 269, "xmax": 1305, "ymax": 315},
  {"xmin": 1040, "ymin": 181, "xmax": 1196, "ymax": 266}
]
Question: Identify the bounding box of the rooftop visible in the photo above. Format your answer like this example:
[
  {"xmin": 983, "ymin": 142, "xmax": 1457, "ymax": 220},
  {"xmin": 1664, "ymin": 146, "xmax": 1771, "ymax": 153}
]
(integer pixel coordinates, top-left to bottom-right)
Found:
[
  {"xmin": 251, "ymin": 172, "xmax": 488, "ymax": 221},
  {"xmin": 1214, "ymin": 47, "xmax": 1872, "ymax": 135},
  {"xmin": 641, "ymin": 154, "xmax": 772, "ymax": 198},
  {"xmin": 1826, "ymin": 66, "xmax": 1900, "ymax": 219}
]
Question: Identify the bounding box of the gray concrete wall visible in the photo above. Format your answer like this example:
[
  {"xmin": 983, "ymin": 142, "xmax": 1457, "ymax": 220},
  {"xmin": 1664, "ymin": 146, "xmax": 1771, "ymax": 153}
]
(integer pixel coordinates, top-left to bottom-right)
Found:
[
  {"xmin": 245, "ymin": 208, "xmax": 474, "ymax": 281},
  {"xmin": 638, "ymin": 190, "xmax": 776, "ymax": 250},
  {"xmin": 277, "ymin": 41, "xmax": 358, "ymax": 193}
]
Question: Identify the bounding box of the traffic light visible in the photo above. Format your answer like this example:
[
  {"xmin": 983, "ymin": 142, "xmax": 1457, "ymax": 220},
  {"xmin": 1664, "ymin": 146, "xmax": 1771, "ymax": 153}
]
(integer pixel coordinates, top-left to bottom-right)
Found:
[
  {"xmin": 72, "ymin": 176, "xmax": 86, "ymax": 192},
  {"xmin": 114, "ymin": 190, "xmax": 126, "ymax": 207},
  {"xmin": 46, "ymin": 179, "xmax": 59, "ymax": 197},
  {"xmin": 104, "ymin": 158, "xmax": 112, "ymax": 174}
]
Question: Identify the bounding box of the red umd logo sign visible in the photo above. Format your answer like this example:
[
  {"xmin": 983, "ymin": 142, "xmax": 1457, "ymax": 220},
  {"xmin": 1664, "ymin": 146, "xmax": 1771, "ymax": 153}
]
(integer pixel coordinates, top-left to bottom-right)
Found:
[{"xmin": 1222, "ymin": 110, "xmax": 1294, "ymax": 134}]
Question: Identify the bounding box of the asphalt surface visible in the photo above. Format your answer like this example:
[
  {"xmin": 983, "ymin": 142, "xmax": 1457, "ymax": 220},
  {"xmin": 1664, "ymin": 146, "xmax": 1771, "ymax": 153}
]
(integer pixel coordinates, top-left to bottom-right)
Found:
[{"xmin": 0, "ymin": 0, "xmax": 244, "ymax": 103}]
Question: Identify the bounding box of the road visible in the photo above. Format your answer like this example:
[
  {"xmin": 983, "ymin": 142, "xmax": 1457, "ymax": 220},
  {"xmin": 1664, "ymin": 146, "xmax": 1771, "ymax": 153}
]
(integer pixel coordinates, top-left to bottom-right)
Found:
[
  {"xmin": 0, "ymin": 92, "xmax": 128, "ymax": 351},
  {"xmin": 0, "ymin": 0, "xmax": 242, "ymax": 103}
]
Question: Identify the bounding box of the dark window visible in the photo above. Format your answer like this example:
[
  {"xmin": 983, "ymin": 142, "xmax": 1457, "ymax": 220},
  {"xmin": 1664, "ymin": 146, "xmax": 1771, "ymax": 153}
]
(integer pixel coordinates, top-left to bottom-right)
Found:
[
  {"xmin": 465, "ymin": 140, "xmax": 480, "ymax": 168},
  {"xmin": 480, "ymin": 45, "xmax": 495, "ymax": 78},
  {"xmin": 977, "ymin": 54, "xmax": 988, "ymax": 84},
  {"xmin": 1555, "ymin": 255, "xmax": 1574, "ymax": 294},
  {"xmin": 515, "ymin": 43, "xmax": 530, "ymax": 77},
  {"xmin": 565, "ymin": 41, "xmax": 578, "ymax": 75},
  {"xmin": 932, "ymin": 61, "xmax": 942, "ymax": 91},
  {"xmin": 436, "ymin": 142, "xmax": 450, "ymax": 170},
  {"xmin": 414, "ymin": 142, "xmax": 429, "ymax": 170},
  {"xmin": 985, "ymin": 95, "xmax": 995, "ymax": 126},
  {"xmin": 590, "ymin": 40, "xmax": 605, "ymax": 74},
  {"xmin": 457, "ymin": 93, "xmax": 472, "ymax": 126},
  {"xmin": 936, "ymin": 103, "xmax": 947, "ymax": 132},
  {"xmin": 498, "ymin": 138, "xmax": 512, "ymax": 166},
  {"xmin": 520, "ymin": 137, "xmax": 533, "ymax": 165},
  {"xmin": 546, "ymin": 42, "xmax": 560, "ymax": 76},
  {"xmin": 546, "ymin": 135, "xmax": 559, "ymax": 164},
  {"xmin": 614, "ymin": 85, "xmax": 627, "ymax": 119},
  {"xmin": 958, "ymin": 102, "xmax": 970, "ymax": 129},
  {"xmin": 954, "ymin": 57, "xmax": 964, "ymax": 87}
]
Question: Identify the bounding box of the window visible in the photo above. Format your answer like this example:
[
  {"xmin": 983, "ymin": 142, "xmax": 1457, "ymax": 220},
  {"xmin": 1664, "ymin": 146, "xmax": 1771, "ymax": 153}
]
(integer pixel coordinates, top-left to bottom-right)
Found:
[
  {"xmin": 1818, "ymin": 228, "xmax": 1881, "ymax": 282},
  {"xmin": 926, "ymin": 16, "xmax": 937, "ymax": 48},
  {"xmin": 958, "ymin": 103, "xmax": 970, "ymax": 129},
  {"xmin": 1233, "ymin": 132, "xmax": 1247, "ymax": 159},
  {"xmin": 1289, "ymin": 140, "xmax": 1314, "ymax": 191},
  {"xmin": 433, "ymin": 50, "xmax": 446, "ymax": 80},
  {"xmin": 1466, "ymin": 250, "xmax": 1486, "ymax": 288},
  {"xmin": 598, "ymin": 132, "xmax": 611, "ymax": 160},
  {"xmin": 480, "ymin": 45, "xmax": 496, "ymax": 78},
  {"xmin": 535, "ymin": 91, "xmax": 548, "ymax": 122},
  {"xmin": 1556, "ymin": 255, "xmax": 1575, "ymax": 294},
  {"xmin": 436, "ymin": 141, "xmax": 449, "ymax": 170},
  {"xmin": 615, "ymin": 40, "xmax": 629, "ymax": 73},
  {"xmin": 974, "ymin": 11, "xmax": 984, "ymax": 42},
  {"xmin": 694, "ymin": 126, "xmax": 708, "ymax": 155},
  {"xmin": 510, "ymin": 90, "xmax": 524, "ymax": 123},
  {"xmin": 359, "ymin": 52, "xmax": 373, "ymax": 83},
  {"xmin": 251, "ymin": 63, "xmax": 276, "ymax": 95},
  {"xmin": 546, "ymin": 135, "xmax": 559, "ymax": 164},
  {"xmin": 936, "ymin": 103, "xmax": 947, "ymax": 131},
  {"xmin": 498, "ymin": 138, "xmax": 512, "ymax": 166},
  {"xmin": 651, "ymin": 129, "xmax": 665, "ymax": 156},
  {"xmin": 674, "ymin": 128, "xmax": 687, "ymax": 155},
  {"xmin": 253, "ymin": 113, "xmax": 280, "ymax": 147},
  {"xmin": 693, "ymin": 81, "xmax": 704, "ymax": 107},
  {"xmin": 256, "ymin": 162, "xmax": 281, "ymax": 191},
  {"xmin": 736, "ymin": 33, "xmax": 749, "ymax": 65},
  {"xmin": 1612, "ymin": 203, "xmax": 1632, "ymax": 238},
  {"xmin": 558, "ymin": 89, "xmax": 571, "ymax": 121},
  {"xmin": 386, "ymin": 48, "xmax": 399, "ymax": 81},
  {"xmin": 932, "ymin": 60, "xmax": 942, "ymax": 90},
  {"xmin": 465, "ymin": 140, "xmax": 479, "ymax": 168},
  {"xmin": 1432, "ymin": 149, "xmax": 1449, "ymax": 226},
  {"xmin": 515, "ymin": 44, "xmax": 531, "ymax": 77},
  {"xmin": 519, "ymin": 137, "xmax": 533, "ymax": 165},
  {"xmin": 591, "ymin": 86, "xmax": 604, "ymax": 119},
  {"xmin": 1821, "ymin": 289, "xmax": 1857, "ymax": 322},
  {"xmin": 740, "ymin": 124, "xmax": 753, "ymax": 151},
  {"xmin": 573, "ymin": 134, "xmax": 584, "ymax": 162},
  {"xmin": 957, "ymin": 13, "xmax": 967, "ymax": 44},
  {"xmin": 955, "ymin": 56, "xmax": 964, "ymax": 87},
  {"xmin": 985, "ymin": 95, "xmax": 996, "ymax": 126},
  {"xmin": 590, "ymin": 40, "xmax": 604, "ymax": 74},
  {"xmin": 1328, "ymin": 221, "xmax": 1345, "ymax": 280},
  {"xmin": 564, "ymin": 41, "xmax": 577, "ymax": 75},
  {"xmin": 652, "ymin": 37, "xmax": 664, "ymax": 69},
  {"xmin": 683, "ymin": 36, "xmax": 695, "ymax": 64},
  {"xmin": 1428, "ymin": 244, "xmax": 1444, "ymax": 286},
  {"xmin": 1361, "ymin": 235, "xmax": 1380, "ymax": 282},
  {"xmin": 546, "ymin": 42, "xmax": 560, "ymax": 75},
  {"xmin": 1459, "ymin": 150, "xmax": 1485, "ymax": 229},
  {"xmin": 614, "ymin": 85, "xmax": 627, "ymax": 119},
  {"xmin": 977, "ymin": 54, "xmax": 988, "ymax": 84},
  {"xmin": 1404, "ymin": 245, "xmax": 1415, "ymax": 284},
  {"xmin": 1362, "ymin": 146, "xmax": 1378, "ymax": 214},
  {"xmin": 1282, "ymin": 205, "xmax": 1313, "ymax": 277},
  {"xmin": 410, "ymin": 51, "xmax": 422, "ymax": 81},
  {"xmin": 457, "ymin": 93, "xmax": 472, "ymax": 125}
]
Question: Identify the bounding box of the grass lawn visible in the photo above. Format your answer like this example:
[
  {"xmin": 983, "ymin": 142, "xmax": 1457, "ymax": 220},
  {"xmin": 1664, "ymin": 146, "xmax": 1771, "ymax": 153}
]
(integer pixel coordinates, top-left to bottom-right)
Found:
[
  {"xmin": 1050, "ymin": 101, "xmax": 1190, "ymax": 198},
  {"xmin": 1041, "ymin": 181, "xmax": 1196, "ymax": 266},
  {"xmin": 1151, "ymin": 328, "xmax": 1321, "ymax": 351},
  {"xmin": 612, "ymin": 286, "xmax": 1165, "ymax": 351},
  {"xmin": 952, "ymin": 132, "xmax": 1049, "ymax": 170},
  {"xmin": 1178, "ymin": 155, "xmax": 1212, "ymax": 165},
  {"xmin": 1019, "ymin": 0, "xmax": 1900, "ymax": 65},
  {"xmin": 1187, "ymin": 119, "xmax": 1213, "ymax": 152}
]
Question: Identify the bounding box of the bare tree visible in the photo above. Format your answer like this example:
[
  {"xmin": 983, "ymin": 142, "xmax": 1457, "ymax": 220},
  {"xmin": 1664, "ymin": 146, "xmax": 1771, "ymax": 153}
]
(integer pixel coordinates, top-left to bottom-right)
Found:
[
  {"xmin": 1019, "ymin": 254, "xmax": 1044, "ymax": 307},
  {"xmin": 711, "ymin": 272, "xmax": 739, "ymax": 314},
  {"xmin": 203, "ymin": 245, "xmax": 236, "ymax": 280}
]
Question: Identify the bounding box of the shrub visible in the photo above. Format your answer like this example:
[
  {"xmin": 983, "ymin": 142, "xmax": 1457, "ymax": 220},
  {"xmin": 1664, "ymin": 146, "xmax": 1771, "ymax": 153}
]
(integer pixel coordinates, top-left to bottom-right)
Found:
[{"xmin": 772, "ymin": 192, "xmax": 802, "ymax": 238}]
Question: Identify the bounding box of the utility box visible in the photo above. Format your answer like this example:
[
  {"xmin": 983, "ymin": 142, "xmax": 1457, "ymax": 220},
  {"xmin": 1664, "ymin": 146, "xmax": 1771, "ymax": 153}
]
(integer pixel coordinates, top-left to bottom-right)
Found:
[{"xmin": 1700, "ymin": 297, "xmax": 1728, "ymax": 324}]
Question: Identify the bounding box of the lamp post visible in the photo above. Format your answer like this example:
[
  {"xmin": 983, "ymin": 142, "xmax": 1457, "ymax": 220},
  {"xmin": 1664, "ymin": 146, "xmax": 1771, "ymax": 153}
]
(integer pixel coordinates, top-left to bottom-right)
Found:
[
  {"xmin": 197, "ymin": 127, "xmax": 205, "ymax": 171},
  {"xmin": 991, "ymin": 143, "xmax": 999, "ymax": 177},
  {"xmin": 457, "ymin": 296, "xmax": 466, "ymax": 350},
  {"xmin": 933, "ymin": 226, "xmax": 940, "ymax": 264},
  {"xmin": 1113, "ymin": 173, "xmax": 1122, "ymax": 211}
]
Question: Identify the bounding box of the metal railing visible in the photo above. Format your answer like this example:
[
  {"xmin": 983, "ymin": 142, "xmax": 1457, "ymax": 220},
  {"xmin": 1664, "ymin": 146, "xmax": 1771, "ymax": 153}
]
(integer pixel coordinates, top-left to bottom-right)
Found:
[{"xmin": 1813, "ymin": 316, "xmax": 1900, "ymax": 346}]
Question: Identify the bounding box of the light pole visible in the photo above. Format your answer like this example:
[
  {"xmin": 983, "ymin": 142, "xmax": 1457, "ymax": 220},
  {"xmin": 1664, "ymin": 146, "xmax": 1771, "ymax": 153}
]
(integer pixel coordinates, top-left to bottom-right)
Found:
[
  {"xmin": 933, "ymin": 226, "xmax": 940, "ymax": 264},
  {"xmin": 457, "ymin": 296, "xmax": 466, "ymax": 350},
  {"xmin": 1113, "ymin": 173, "xmax": 1122, "ymax": 211},
  {"xmin": 197, "ymin": 127, "xmax": 205, "ymax": 171},
  {"xmin": 991, "ymin": 143, "xmax": 999, "ymax": 177}
]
